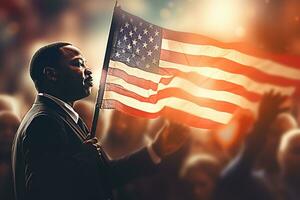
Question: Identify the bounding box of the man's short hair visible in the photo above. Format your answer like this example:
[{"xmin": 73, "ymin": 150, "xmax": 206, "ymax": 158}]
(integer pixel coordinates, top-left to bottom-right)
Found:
[{"xmin": 29, "ymin": 42, "xmax": 71, "ymax": 90}]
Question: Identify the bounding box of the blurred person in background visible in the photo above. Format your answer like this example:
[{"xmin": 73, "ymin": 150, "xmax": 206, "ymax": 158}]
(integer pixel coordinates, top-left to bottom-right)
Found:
[
  {"xmin": 188, "ymin": 129, "xmax": 227, "ymax": 165},
  {"xmin": 0, "ymin": 95, "xmax": 21, "ymax": 117},
  {"xmin": 168, "ymin": 154, "xmax": 222, "ymax": 200},
  {"xmin": 214, "ymin": 91, "xmax": 292, "ymax": 200},
  {"xmin": 213, "ymin": 110, "xmax": 255, "ymax": 158},
  {"xmin": 0, "ymin": 111, "xmax": 20, "ymax": 200},
  {"xmin": 0, "ymin": 95, "xmax": 16, "ymax": 112},
  {"xmin": 112, "ymin": 117, "xmax": 191, "ymax": 200},
  {"xmin": 11, "ymin": 42, "xmax": 190, "ymax": 200},
  {"xmin": 102, "ymin": 110, "xmax": 149, "ymax": 159},
  {"xmin": 257, "ymin": 113, "xmax": 298, "ymax": 188},
  {"xmin": 0, "ymin": 111, "xmax": 20, "ymax": 164},
  {"xmin": 277, "ymin": 129, "xmax": 300, "ymax": 200}
]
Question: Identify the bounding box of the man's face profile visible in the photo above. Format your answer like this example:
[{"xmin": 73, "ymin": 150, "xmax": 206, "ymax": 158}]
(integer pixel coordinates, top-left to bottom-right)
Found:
[{"xmin": 56, "ymin": 45, "xmax": 93, "ymax": 101}]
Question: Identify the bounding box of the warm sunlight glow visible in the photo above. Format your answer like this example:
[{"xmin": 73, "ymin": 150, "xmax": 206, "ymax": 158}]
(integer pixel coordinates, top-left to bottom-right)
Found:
[{"xmin": 196, "ymin": 0, "xmax": 249, "ymax": 40}]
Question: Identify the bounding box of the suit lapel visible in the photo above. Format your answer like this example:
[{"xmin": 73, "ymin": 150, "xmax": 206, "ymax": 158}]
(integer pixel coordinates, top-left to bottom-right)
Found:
[{"xmin": 62, "ymin": 114, "xmax": 88, "ymax": 141}]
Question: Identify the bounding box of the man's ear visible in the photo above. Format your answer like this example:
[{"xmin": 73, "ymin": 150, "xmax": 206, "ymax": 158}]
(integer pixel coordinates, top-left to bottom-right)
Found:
[{"xmin": 43, "ymin": 67, "xmax": 57, "ymax": 81}]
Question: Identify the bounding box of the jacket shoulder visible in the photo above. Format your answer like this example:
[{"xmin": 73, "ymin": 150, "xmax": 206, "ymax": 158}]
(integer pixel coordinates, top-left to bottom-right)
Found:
[{"xmin": 16, "ymin": 108, "xmax": 67, "ymax": 143}]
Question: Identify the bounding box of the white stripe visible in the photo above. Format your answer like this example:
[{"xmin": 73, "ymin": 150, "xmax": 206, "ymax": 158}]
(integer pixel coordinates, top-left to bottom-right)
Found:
[
  {"xmin": 161, "ymin": 39, "xmax": 300, "ymax": 80},
  {"xmin": 103, "ymin": 91, "xmax": 232, "ymax": 124},
  {"xmin": 106, "ymin": 74, "xmax": 257, "ymax": 111},
  {"xmin": 159, "ymin": 60, "xmax": 296, "ymax": 96},
  {"xmin": 109, "ymin": 60, "xmax": 171, "ymax": 83}
]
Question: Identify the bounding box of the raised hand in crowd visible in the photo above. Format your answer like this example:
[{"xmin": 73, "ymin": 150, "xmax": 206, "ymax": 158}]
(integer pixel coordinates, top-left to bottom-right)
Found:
[
  {"xmin": 256, "ymin": 90, "xmax": 288, "ymax": 128},
  {"xmin": 152, "ymin": 121, "xmax": 190, "ymax": 158},
  {"xmin": 247, "ymin": 91, "xmax": 289, "ymax": 152}
]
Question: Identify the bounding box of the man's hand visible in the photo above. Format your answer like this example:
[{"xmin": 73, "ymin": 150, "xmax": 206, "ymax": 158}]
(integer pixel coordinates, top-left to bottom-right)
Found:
[
  {"xmin": 84, "ymin": 137, "xmax": 101, "ymax": 151},
  {"xmin": 152, "ymin": 121, "xmax": 190, "ymax": 158},
  {"xmin": 257, "ymin": 90, "xmax": 288, "ymax": 127}
]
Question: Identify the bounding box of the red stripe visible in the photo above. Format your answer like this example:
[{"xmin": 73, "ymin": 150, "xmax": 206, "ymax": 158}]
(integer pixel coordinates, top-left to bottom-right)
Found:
[
  {"xmin": 158, "ymin": 68, "xmax": 261, "ymax": 102},
  {"xmin": 162, "ymin": 29, "xmax": 300, "ymax": 69},
  {"xmin": 108, "ymin": 64, "xmax": 261, "ymax": 103},
  {"xmin": 108, "ymin": 67, "xmax": 158, "ymax": 90},
  {"xmin": 160, "ymin": 49, "xmax": 300, "ymax": 87},
  {"xmin": 106, "ymin": 83, "xmax": 244, "ymax": 113},
  {"xmin": 102, "ymin": 99, "xmax": 224, "ymax": 129}
]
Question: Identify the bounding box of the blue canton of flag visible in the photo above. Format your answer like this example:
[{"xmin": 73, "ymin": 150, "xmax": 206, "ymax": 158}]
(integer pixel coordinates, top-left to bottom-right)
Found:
[{"xmin": 111, "ymin": 9, "xmax": 162, "ymax": 73}]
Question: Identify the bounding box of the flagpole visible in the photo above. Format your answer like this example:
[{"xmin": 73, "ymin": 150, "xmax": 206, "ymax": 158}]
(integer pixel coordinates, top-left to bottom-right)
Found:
[{"xmin": 90, "ymin": 1, "xmax": 119, "ymax": 139}]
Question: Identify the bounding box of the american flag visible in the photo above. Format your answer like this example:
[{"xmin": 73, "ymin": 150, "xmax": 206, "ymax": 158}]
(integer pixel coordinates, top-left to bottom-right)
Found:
[{"xmin": 102, "ymin": 7, "xmax": 300, "ymax": 130}]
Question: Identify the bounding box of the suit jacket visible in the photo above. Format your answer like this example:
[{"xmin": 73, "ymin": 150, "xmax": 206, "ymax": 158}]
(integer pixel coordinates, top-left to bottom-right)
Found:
[{"xmin": 12, "ymin": 95, "xmax": 158, "ymax": 200}]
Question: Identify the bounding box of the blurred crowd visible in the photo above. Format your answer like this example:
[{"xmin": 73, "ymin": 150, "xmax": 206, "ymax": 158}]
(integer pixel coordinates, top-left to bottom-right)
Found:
[
  {"xmin": 1, "ymin": 0, "xmax": 300, "ymax": 200},
  {"xmin": 2, "ymin": 91, "xmax": 300, "ymax": 200}
]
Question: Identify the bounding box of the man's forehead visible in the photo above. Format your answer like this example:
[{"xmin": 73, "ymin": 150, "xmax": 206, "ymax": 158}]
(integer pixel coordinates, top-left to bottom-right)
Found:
[{"xmin": 59, "ymin": 45, "xmax": 84, "ymax": 59}]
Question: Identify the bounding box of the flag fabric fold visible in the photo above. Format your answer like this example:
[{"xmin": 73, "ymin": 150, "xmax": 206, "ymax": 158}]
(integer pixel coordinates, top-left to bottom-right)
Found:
[{"xmin": 102, "ymin": 6, "xmax": 300, "ymax": 130}]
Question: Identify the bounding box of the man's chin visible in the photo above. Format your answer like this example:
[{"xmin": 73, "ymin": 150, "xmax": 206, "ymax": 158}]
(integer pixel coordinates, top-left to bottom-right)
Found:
[{"xmin": 83, "ymin": 87, "xmax": 92, "ymax": 97}]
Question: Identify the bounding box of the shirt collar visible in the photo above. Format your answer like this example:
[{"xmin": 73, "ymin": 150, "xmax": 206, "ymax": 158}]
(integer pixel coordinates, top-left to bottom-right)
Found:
[{"xmin": 38, "ymin": 93, "xmax": 79, "ymax": 123}]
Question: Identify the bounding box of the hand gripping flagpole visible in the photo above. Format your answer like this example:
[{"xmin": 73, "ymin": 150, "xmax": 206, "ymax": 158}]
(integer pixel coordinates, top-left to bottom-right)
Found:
[{"xmin": 90, "ymin": 1, "xmax": 119, "ymax": 139}]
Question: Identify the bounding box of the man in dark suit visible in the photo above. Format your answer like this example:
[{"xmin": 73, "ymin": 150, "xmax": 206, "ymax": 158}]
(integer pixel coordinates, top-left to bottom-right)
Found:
[{"xmin": 12, "ymin": 42, "xmax": 189, "ymax": 200}]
